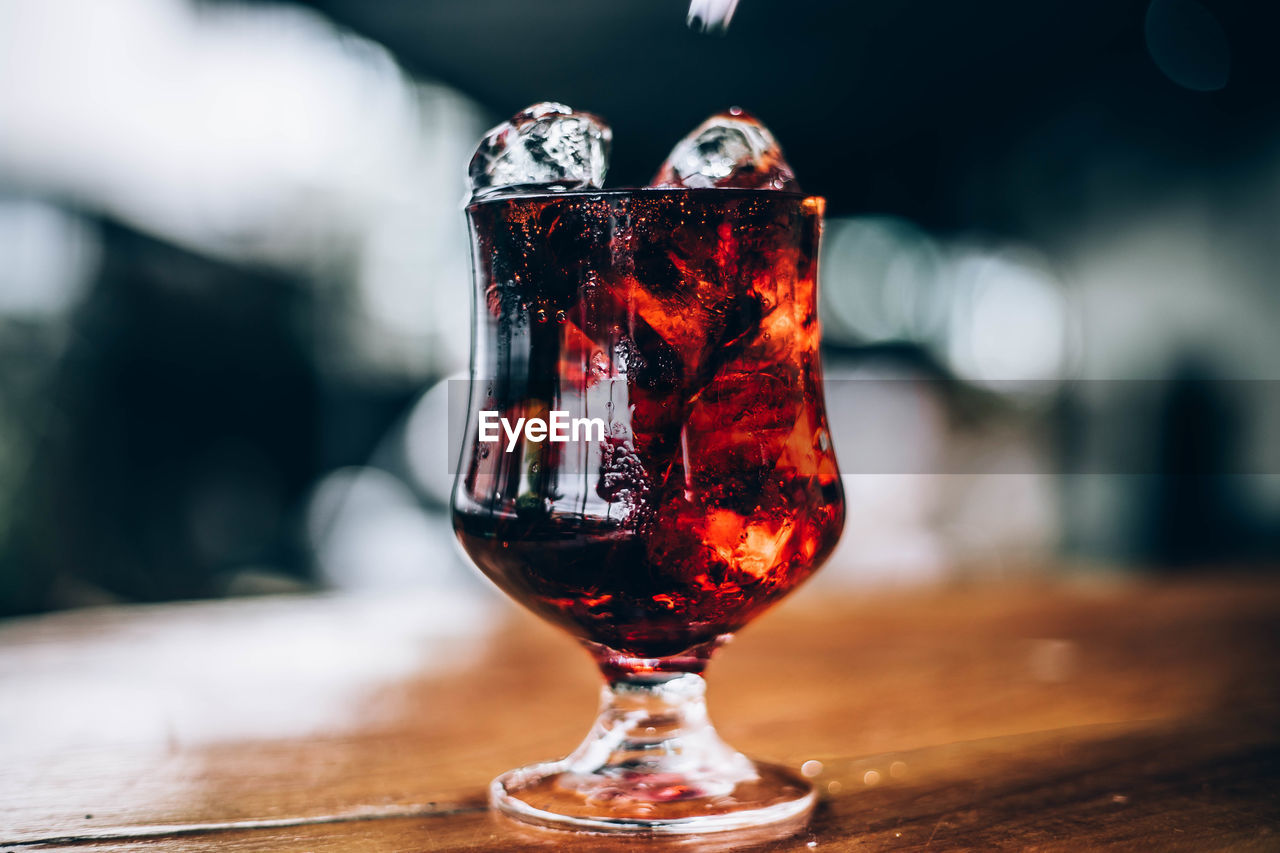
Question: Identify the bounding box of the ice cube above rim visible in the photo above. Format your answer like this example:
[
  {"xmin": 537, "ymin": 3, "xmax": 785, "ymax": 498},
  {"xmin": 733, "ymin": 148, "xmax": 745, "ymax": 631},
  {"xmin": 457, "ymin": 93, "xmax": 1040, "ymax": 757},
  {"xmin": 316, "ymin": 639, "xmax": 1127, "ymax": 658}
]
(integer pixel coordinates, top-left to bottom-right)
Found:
[
  {"xmin": 651, "ymin": 107, "xmax": 799, "ymax": 193},
  {"xmin": 468, "ymin": 102, "xmax": 612, "ymax": 200}
]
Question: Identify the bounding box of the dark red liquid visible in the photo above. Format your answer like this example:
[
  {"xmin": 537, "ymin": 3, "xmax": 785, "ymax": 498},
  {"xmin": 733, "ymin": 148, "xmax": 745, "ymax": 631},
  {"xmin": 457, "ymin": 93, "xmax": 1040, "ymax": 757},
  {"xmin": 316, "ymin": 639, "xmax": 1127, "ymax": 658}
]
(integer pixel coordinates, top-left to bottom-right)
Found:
[{"xmin": 454, "ymin": 189, "xmax": 843, "ymax": 664}]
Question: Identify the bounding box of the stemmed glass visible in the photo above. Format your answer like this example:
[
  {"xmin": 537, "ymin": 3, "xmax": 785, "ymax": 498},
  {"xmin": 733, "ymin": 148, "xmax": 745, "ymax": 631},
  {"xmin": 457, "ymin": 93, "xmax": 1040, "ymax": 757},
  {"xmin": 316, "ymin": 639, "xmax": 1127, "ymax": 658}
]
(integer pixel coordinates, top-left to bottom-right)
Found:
[{"xmin": 452, "ymin": 187, "xmax": 844, "ymax": 834}]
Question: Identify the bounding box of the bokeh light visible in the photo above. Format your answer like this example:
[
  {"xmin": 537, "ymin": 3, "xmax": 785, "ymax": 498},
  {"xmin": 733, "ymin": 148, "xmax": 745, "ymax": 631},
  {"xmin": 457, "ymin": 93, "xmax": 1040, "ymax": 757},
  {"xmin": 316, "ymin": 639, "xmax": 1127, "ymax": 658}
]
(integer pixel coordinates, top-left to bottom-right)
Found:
[
  {"xmin": 820, "ymin": 216, "xmax": 945, "ymax": 347},
  {"xmin": 943, "ymin": 249, "xmax": 1070, "ymax": 386},
  {"xmin": 1145, "ymin": 0, "xmax": 1231, "ymax": 92}
]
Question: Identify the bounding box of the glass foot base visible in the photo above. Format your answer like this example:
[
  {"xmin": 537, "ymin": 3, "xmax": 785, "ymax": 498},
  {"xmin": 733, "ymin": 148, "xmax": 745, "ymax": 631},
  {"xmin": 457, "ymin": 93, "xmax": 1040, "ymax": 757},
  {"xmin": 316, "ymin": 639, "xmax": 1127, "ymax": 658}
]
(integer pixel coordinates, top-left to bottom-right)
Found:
[{"xmin": 491, "ymin": 759, "xmax": 815, "ymax": 835}]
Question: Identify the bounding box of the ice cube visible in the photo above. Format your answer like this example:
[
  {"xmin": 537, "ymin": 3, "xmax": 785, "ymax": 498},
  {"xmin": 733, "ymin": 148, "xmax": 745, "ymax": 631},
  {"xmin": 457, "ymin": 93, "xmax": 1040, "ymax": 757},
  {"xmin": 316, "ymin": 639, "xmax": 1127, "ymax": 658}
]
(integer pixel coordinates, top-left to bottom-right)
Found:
[
  {"xmin": 557, "ymin": 318, "xmax": 601, "ymax": 387},
  {"xmin": 469, "ymin": 102, "xmax": 611, "ymax": 199},
  {"xmin": 686, "ymin": 0, "xmax": 741, "ymax": 35},
  {"xmin": 687, "ymin": 368, "xmax": 797, "ymax": 464},
  {"xmin": 623, "ymin": 193, "xmax": 763, "ymax": 382},
  {"xmin": 651, "ymin": 108, "xmax": 799, "ymax": 192}
]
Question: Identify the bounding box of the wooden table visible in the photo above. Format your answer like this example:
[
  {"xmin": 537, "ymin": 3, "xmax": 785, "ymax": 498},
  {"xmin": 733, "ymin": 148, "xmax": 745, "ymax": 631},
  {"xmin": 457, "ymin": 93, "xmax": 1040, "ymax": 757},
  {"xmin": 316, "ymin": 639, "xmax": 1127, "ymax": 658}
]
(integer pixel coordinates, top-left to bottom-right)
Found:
[{"xmin": 2, "ymin": 575, "xmax": 1277, "ymax": 851}]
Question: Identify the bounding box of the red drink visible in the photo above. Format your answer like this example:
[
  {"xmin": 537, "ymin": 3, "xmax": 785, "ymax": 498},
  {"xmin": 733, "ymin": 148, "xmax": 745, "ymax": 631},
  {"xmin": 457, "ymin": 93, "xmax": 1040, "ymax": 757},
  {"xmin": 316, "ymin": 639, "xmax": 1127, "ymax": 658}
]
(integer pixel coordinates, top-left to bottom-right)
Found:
[{"xmin": 453, "ymin": 188, "xmax": 843, "ymax": 669}]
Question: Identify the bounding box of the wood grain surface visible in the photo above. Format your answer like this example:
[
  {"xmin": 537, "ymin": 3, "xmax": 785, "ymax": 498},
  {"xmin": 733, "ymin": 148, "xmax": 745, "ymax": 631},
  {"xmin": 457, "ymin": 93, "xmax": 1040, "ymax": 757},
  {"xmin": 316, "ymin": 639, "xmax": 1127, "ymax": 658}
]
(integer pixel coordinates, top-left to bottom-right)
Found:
[{"xmin": 2, "ymin": 576, "xmax": 1277, "ymax": 851}]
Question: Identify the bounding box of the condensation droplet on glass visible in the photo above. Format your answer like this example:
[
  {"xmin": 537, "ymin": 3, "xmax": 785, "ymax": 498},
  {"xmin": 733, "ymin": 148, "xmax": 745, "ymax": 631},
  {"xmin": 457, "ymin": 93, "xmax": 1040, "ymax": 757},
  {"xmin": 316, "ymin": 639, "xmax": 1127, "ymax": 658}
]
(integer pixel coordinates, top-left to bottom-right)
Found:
[
  {"xmin": 535, "ymin": 308, "xmax": 549, "ymax": 323},
  {"xmin": 555, "ymin": 309, "xmax": 567, "ymax": 324}
]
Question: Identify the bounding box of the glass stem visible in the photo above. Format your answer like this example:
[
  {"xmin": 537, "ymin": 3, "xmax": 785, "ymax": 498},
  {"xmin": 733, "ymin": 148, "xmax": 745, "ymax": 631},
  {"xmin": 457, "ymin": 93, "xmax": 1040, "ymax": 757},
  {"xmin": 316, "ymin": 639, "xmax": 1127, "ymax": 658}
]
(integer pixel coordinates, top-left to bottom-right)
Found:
[{"xmin": 560, "ymin": 673, "xmax": 755, "ymax": 800}]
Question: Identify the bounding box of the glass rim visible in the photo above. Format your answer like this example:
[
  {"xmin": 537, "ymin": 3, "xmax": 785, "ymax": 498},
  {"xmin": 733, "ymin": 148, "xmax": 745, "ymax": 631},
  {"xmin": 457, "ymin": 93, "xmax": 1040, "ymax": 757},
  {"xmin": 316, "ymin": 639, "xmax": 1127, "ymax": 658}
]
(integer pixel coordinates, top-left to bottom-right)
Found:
[{"xmin": 466, "ymin": 186, "xmax": 823, "ymax": 211}]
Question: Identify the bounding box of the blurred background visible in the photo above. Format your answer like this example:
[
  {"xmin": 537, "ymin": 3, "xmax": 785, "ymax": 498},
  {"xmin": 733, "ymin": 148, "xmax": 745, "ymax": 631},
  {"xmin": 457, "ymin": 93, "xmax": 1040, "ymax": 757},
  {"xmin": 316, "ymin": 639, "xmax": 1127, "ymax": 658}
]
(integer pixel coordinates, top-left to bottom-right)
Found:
[{"xmin": 1, "ymin": 0, "xmax": 1278, "ymax": 617}]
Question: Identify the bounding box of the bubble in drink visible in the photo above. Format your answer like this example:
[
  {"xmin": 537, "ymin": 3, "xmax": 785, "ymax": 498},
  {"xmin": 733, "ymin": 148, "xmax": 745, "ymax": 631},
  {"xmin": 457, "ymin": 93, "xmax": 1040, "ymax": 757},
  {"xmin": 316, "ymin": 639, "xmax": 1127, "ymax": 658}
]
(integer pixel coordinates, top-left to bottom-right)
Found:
[
  {"xmin": 469, "ymin": 102, "xmax": 612, "ymax": 199},
  {"xmin": 651, "ymin": 108, "xmax": 799, "ymax": 192}
]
